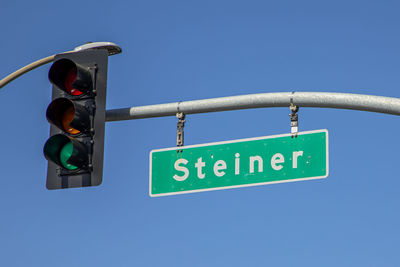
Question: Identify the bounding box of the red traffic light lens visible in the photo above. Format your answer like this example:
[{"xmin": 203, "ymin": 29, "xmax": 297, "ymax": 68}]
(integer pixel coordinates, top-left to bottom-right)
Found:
[
  {"xmin": 49, "ymin": 58, "xmax": 92, "ymax": 96},
  {"xmin": 64, "ymin": 68, "xmax": 83, "ymax": 96}
]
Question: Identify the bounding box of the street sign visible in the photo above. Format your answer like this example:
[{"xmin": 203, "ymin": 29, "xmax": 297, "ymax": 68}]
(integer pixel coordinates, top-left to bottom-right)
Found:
[{"xmin": 150, "ymin": 129, "xmax": 329, "ymax": 197}]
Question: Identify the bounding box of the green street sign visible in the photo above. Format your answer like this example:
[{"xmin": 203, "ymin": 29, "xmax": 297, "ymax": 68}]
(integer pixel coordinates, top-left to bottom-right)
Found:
[{"xmin": 150, "ymin": 129, "xmax": 329, "ymax": 197}]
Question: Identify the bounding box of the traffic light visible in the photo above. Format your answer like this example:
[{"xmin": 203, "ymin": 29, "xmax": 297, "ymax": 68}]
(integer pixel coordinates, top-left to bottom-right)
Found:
[{"xmin": 44, "ymin": 49, "xmax": 108, "ymax": 189}]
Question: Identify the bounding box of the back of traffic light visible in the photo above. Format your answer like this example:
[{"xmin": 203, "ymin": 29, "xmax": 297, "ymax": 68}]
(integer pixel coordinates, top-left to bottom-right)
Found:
[{"xmin": 44, "ymin": 49, "xmax": 108, "ymax": 189}]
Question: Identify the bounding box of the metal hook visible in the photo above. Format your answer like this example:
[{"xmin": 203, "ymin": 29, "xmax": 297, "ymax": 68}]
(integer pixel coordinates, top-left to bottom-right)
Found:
[
  {"xmin": 176, "ymin": 112, "xmax": 186, "ymax": 154},
  {"xmin": 289, "ymin": 98, "xmax": 299, "ymax": 138}
]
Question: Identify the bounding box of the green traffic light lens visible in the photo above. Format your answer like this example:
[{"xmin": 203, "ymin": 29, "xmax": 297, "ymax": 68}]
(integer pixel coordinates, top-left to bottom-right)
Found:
[
  {"xmin": 44, "ymin": 135, "xmax": 88, "ymax": 171},
  {"xmin": 60, "ymin": 142, "xmax": 78, "ymax": 170}
]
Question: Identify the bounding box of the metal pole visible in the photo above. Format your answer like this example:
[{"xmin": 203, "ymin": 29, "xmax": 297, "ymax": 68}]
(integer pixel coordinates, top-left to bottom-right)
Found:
[{"xmin": 105, "ymin": 92, "xmax": 400, "ymax": 122}]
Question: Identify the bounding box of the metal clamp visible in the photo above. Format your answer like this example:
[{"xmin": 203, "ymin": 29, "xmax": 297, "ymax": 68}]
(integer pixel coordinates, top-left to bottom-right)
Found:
[
  {"xmin": 176, "ymin": 113, "xmax": 186, "ymax": 151},
  {"xmin": 289, "ymin": 100, "xmax": 299, "ymax": 138}
]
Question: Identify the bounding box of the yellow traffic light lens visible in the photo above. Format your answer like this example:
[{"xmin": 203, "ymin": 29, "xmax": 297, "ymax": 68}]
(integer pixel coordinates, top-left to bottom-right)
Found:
[{"xmin": 61, "ymin": 106, "xmax": 80, "ymax": 135}]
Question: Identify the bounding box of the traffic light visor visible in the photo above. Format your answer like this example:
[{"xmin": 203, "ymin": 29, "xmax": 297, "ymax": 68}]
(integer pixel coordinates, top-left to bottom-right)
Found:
[
  {"xmin": 46, "ymin": 98, "xmax": 90, "ymax": 135},
  {"xmin": 49, "ymin": 58, "xmax": 93, "ymax": 96},
  {"xmin": 44, "ymin": 134, "xmax": 89, "ymax": 170}
]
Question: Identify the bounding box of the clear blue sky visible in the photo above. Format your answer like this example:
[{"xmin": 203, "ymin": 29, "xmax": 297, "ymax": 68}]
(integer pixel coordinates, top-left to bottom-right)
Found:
[{"xmin": 1, "ymin": 0, "xmax": 400, "ymax": 266}]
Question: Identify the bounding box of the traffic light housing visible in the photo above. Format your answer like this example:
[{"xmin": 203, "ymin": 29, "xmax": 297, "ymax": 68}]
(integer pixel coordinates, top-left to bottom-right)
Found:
[{"xmin": 44, "ymin": 49, "xmax": 108, "ymax": 189}]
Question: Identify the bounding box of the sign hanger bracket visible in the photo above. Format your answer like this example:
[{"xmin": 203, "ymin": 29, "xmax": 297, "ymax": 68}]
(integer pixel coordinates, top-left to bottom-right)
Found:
[
  {"xmin": 289, "ymin": 97, "xmax": 299, "ymax": 138},
  {"xmin": 176, "ymin": 112, "xmax": 186, "ymax": 153}
]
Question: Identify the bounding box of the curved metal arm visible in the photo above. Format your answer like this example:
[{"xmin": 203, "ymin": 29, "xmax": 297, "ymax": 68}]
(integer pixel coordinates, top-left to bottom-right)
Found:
[
  {"xmin": 0, "ymin": 55, "xmax": 56, "ymax": 89},
  {"xmin": 105, "ymin": 92, "xmax": 400, "ymax": 121}
]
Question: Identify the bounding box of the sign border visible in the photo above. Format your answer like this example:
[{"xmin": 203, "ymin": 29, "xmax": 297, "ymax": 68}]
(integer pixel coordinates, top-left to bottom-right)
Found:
[{"xmin": 149, "ymin": 129, "xmax": 329, "ymax": 197}]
